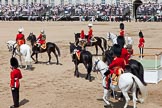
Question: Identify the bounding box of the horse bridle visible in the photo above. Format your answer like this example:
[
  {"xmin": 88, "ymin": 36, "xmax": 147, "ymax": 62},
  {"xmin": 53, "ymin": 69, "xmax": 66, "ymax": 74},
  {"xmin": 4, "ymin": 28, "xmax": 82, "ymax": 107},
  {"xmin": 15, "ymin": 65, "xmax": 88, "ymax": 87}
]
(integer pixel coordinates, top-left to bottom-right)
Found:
[{"xmin": 93, "ymin": 60, "xmax": 108, "ymax": 72}]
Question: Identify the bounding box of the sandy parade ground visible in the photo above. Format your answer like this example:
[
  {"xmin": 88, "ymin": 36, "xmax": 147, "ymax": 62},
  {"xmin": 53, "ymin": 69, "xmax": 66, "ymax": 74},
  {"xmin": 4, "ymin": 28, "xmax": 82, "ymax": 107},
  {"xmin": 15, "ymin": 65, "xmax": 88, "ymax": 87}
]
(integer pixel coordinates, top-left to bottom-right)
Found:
[{"xmin": 0, "ymin": 21, "xmax": 162, "ymax": 108}]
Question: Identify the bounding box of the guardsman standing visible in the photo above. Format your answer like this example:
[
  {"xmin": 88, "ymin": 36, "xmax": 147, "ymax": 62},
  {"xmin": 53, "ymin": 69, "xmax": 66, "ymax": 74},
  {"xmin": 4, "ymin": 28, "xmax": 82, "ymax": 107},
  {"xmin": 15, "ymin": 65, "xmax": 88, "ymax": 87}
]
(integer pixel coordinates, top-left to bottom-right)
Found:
[
  {"xmin": 119, "ymin": 23, "xmax": 125, "ymax": 37},
  {"xmin": 138, "ymin": 30, "xmax": 145, "ymax": 58},
  {"xmin": 10, "ymin": 57, "xmax": 22, "ymax": 108}
]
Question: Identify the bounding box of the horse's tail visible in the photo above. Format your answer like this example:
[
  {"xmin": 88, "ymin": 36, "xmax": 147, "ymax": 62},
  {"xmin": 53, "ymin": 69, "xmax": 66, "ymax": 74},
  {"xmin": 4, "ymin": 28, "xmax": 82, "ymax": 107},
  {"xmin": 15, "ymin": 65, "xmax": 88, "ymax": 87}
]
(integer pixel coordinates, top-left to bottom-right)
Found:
[
  {"xmin": 138, "ymin": 62, "xmax": 147, "ymax": 86},
  {"xmin": 54, "ymin": 43, "xmax": 61, "ymax": 57},
  {"xmin": 100, "ymin": 37, "xmax": 107, "ymax": 50},
  {"xmin": 132, "ymin": 74, "xmax": 147, "ymax": 102}
]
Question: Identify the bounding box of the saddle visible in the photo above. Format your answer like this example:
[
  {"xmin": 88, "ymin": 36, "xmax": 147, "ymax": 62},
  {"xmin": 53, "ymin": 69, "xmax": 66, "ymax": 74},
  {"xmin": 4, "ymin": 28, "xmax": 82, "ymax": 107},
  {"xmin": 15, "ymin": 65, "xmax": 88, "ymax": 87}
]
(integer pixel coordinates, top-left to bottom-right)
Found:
[
  {"xmin": 41, "ymin": 43, "xmax": 46, "ymax": 49},
  {"xmin": 73, "ymin": 49, "xmax": 81, "ymax": 60},
  {"xmin": 111, "ymin": 67, "xmax": 124, "ymax": 86}
]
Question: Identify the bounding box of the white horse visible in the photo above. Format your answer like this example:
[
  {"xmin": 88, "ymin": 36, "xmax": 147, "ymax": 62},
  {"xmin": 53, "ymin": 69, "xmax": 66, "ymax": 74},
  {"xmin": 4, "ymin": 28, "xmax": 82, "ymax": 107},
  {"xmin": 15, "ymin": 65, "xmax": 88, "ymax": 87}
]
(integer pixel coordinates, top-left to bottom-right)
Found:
[
  {"xmin": 92, "ymin": 58, "xmax": 147, "ymax": 108},
  {"xmin": 107, "ymin": 32, "xmax": 133, "ymax": 45},
  {"xmin": 6, "ymin": 40, "xmax": 32, "ymax": 70}
]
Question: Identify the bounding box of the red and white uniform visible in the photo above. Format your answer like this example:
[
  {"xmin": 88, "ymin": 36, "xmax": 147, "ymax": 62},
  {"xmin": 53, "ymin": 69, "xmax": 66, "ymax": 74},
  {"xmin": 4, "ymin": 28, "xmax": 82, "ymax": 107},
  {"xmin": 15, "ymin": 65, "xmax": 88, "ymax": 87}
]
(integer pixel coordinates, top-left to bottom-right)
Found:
[
  {"xmin": 138, "ymin": 37, "xmax": 145, "ymax": 48},
  {"xmin": 120, "ymin": 48, "xmax": 131, "ymax": 64},
  {"xmin": 88, "ymin": 28, "xmax": 93, "ymax": 42},
  {"xmin": 16, "ymin": 33, "xmax": 25, "ymax": 46},
  {"xmin": 37, "ymin": 34, "xmax": 46, "ymax": 44},
  {"xmin": 109, "ymin": 57, "xmax": 126, "ymax": 75},
  {"xmin": 10, "ymin": 68, "xmax": 22, "ymax": 88},
  {"xmin": 119, "ymin": 29, "xmax": 124, "ymax": 37}
]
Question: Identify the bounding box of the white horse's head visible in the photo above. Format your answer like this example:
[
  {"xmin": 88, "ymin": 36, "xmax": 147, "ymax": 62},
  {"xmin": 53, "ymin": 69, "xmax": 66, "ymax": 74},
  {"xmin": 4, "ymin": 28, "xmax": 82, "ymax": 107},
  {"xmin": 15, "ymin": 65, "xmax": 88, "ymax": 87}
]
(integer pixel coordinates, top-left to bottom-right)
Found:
[
  {"xmin": 92, "ymin": 57, "xmax": 108, "ymax": 76},
  {"xmin": 6, "ymin": 40, "xmax": 17, "ymax": 52},
  {"xmin": 107, "ymin": 32, "xmax": 118, "ymax": 44}
]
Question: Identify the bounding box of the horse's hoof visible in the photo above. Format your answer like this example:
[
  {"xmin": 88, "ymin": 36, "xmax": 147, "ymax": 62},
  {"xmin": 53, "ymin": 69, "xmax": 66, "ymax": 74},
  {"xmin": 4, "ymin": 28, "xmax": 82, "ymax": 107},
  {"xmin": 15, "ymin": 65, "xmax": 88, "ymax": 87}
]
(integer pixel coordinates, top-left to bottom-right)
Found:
[{"xmin": 47, "ymin": 62, "xmax": 50, "ymax": 65}]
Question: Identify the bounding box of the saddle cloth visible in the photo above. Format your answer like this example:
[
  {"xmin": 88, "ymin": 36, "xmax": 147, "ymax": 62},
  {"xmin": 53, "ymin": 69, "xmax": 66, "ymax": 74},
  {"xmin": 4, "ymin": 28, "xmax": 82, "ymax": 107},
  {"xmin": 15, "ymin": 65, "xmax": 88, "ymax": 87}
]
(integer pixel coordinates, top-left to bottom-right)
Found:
[{"xmin": 73, "ymin": 49, "xmax": 81, "ymax": 60}]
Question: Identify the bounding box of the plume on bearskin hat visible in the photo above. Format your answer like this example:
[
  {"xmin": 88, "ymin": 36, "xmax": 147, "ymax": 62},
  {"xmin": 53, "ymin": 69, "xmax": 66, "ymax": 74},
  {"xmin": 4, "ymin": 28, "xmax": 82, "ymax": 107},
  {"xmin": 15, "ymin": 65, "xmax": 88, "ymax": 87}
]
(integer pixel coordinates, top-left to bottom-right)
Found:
[
  {"xmin": 139, "ymin": 30, "xmax": 143, "ymax": 38},
  {"xmin": 117, "ymin": 36, "xmax": 125, "ymax": 48},
  {"xmin": 10, "ymin": 57, "xmax": 19, "ymax": 68},
  {"xmin": 120, "ymin": 23, "xmax": 124, "ymax": 30},
  {"xmin": 112, "ymin": 44, "xmax": 122, "ymax": 57}
]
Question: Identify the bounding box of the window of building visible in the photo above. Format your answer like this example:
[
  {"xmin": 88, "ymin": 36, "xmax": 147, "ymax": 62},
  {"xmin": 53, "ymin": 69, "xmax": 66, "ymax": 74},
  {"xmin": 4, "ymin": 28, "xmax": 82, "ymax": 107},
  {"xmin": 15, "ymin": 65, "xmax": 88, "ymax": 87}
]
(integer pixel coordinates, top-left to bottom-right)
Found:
[
  {"xmin": 0, "ymin": 0, "xmax": 1, "ymax": 4},
  {"xmin": 5, "ymin": 0, "xmax": 8, "ymax": 5},
  {"xmin": 69, "ymin": 0, "xmax": 72, "ymax": 4},
  {"xmin": 61, "ymin": 0, "xmax": 64, "ymax": 5},
  {"xmin": 18, "ymin": 0, "xmax": 20, "ymax": 5},
  {"xmin": 84, "ymin": 0, "xmax": 88, "ymax": 4},
  {"xmin": 26, "ymin": 0, "xmax": 28, "ymax": 4},
  {"xmin": 51, "ymin": 0, "xmax": 55, "ymax": 5},
  {"xmin": 34, "ymin": 0, "xmax": 37, "ymax": 3},
  {"xmin": 101, "ymin": 0, "xmax": 105, "ymax": 4},
  {"xmin": 12, "ymin": 0, "xmax": 14, "ymax": 5}
]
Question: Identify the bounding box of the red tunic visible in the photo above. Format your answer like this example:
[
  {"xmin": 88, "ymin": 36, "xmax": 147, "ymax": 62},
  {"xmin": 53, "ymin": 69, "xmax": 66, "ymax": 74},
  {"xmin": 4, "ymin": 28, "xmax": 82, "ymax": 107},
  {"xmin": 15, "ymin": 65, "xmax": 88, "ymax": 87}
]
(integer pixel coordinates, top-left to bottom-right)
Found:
[
  {"xmin": 80, "ymin": 30, "xmax": 85, "ymax": 39},
  {"xmin": 138, "ymin": 38, "xmax": 145, "ymax": 48},
  {"xmin": 119, "ymin": 30, "xmax": 124, "ymax": 37},
  {"xmin": 16, "ymin": 33, "xmax": 25, "ymax": 46},
  {"xmin": 109, "ymin": 57, "xmax": 126, "ymax": 75},
  {"xmin": 37, "ymin": 34, "xmax": 46, "ymax": 44},
  {"xmin": 10, "ymin": 68, "xmax": 22, "ymax": 88},
  {"xmin": 88, "ymin": 28, "xmax": 93, "ymax": 42},
  {"xmin": 120, "ymin": 48, "xmax": 131, "ymax": 64}
]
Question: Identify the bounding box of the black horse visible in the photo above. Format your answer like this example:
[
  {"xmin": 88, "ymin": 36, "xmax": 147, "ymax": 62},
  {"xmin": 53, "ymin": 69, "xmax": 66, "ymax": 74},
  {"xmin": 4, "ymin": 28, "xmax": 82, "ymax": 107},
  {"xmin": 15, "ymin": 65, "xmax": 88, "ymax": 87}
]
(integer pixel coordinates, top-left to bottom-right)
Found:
[
  {"xmin": 74, "ymin": 33, "xmax": 107, "ymax": 55},
  {"xmin": 103, "ymin": 47, "xmax": 147, "ymax": 86},
  {"xmin": 27, "ymin": 33, "xmax": 61, "ymax": 64},
  {"xmin": 69, "ymin": 42, "xmax": 93, "ymax": 81}
]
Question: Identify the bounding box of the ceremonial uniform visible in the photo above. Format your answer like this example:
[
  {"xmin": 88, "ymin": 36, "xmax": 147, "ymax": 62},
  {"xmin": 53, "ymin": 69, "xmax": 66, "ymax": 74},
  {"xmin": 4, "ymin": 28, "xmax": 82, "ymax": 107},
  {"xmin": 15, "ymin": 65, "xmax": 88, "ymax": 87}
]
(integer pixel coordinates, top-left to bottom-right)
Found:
[
  {"xmin": 87, "ymin": 23, "xmax": 93, "ymax": 43},
  {"xmin": 121, "ymin": 48, "xmax": 131, "ymax": 64},
  {"xmin": 138, "ymin": 31, "xmax": 145, "ymax": 58},
  {"xmin": 80, "ymin": 30, "xmax": 85, "ymax": 39},
  {"xmin": 16, "ymin": 28, "xmax": 25, "ymax": 46},
  {"xmin": 119, "ymin": 23, "xmax": 125, "ymax": 37},
  {"xmin": 10, "ymin": 57, "xmax": 22, "ymax": 108},
  {"xmin": 37, "ymin": 30, "xmax": 46, "ymax": 45}
]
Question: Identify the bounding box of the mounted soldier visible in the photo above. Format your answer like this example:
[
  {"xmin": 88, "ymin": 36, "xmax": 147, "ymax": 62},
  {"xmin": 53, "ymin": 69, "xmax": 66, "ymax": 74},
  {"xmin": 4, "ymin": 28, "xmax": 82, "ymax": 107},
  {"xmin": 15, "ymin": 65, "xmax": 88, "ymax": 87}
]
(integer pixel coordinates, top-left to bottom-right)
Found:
[
  {"xmin": 37, "ymin": 29, "xmax": 46, "ymax": 50},
  {"xmin": 16, "ymin": 28, "xmax": 25, "ymax": 53}
]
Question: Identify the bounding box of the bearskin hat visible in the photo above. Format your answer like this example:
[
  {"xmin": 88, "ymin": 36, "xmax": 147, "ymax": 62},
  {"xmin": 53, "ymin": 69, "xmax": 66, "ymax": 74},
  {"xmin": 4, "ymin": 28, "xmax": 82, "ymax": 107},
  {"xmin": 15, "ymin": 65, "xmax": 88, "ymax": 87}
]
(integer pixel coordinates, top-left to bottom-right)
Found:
[
  {"xmin": 117, "ymin": 36, "xmax": 125, "ymax": 48},
  {"xmin": 120, "ymin": 23, "xmax": 124, "ymax": 30},
  {"xmin": 113, "ymin": 44, "xmax": 122, "ymax": 57},
  {"xmin": 10, "ymin": 57, "xmax": 19, "ymax": 68},
  {"xmin": 139, "ymin": 30, "xmax": 143, "ymax": 38}
]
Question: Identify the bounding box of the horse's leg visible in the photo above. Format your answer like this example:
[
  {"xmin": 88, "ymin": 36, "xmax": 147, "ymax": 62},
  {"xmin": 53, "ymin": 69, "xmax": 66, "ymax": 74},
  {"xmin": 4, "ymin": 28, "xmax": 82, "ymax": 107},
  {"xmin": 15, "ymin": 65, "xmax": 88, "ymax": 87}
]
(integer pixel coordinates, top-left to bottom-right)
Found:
[
  {"xmin": 31, "ymin": 52, "xmax": 36, "ymax": 62},
  {"xmin": 98, "ymin": 44, "xmax": 104, "ymax": 55},
  {"xmin": 85, "ymin": 63, "xmax": 92, "ymax": 81},
  {"xmin": 19, "ymin": 56, "xmax": 23, "ymax": 68},
  {"xmin": 47, "ymin": 51, "xmax": 52, "ymax": 64},
  {"xmin": 52, "ymin": 49, "xmax": 59, "ymax": 65},
  {"xmin": 103, "ymin": 88, "xmax": 111, "ymax": 105},
  {"xmin": 122, "ymin": 90, "xmax": 130, "ymax": 108},
  {"xmin": 74, "ymin": 61, "xmax": 79, "ymax": 77},
  {"xmin": 95, "ymin": 45, "xmax": 98, "ymax": 55},
  {"xmin": 132, "ymin": 85, "xmax": 138, "ymax": 108}
]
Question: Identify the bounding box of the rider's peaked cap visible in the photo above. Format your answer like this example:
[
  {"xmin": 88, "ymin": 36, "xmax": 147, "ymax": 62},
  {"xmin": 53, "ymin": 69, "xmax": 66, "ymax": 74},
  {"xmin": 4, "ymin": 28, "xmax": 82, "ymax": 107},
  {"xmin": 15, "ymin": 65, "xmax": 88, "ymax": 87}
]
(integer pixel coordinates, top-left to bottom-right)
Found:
[
  {"xmin": 113, "ymin": 44, "xmax": 122, "ymax": 57},
  {"xmin": 117, "ymin": 36, "xmax": 125, "ymax": 48},
  {"xmin": 139, "ymin": 30, "xmax": 143, "ymax": 38},
  {"xmin": 120, "ymin": 23, "xmax": 124, "ymax": 29},
  {"xmin": 10, "ymin": 57, "xmax": 19, "ymax": 68}
]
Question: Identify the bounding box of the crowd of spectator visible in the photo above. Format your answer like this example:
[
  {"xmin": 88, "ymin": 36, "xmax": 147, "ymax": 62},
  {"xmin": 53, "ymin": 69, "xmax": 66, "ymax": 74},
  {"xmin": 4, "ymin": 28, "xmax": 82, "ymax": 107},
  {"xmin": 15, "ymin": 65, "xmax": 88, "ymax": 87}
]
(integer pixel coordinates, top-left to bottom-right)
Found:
[{"xmin": 0, "ymin": 2, "xmax": 162, "ymax": 21}]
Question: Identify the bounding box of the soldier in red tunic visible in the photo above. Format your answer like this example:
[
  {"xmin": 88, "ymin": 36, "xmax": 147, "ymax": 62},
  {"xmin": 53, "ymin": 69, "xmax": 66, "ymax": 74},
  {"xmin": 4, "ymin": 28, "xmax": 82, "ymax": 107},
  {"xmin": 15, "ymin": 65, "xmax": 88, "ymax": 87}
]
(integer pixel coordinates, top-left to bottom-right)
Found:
[
  {"xmin": 10, "ymin": 57, "xmax": 22, "ymax": 108},
  {"xmin": 119, "ymin": 23, "xmax": 125, "ymax": 37},
  {"xmin": 87, "ymin": 23, "xmax": 93, "ymax": 43},
  {"xmin": 104, "ymin": 44, "xmax": 126, "ymax": 89},
  {"xmin": 117, "ymin": 36, "xmax": 131, "ymax": 64},
  {"xmin": 138, "ymin": 30, "xmax": 145, "ymax": 58},
  {"xmin": 80, "ymin": 30, "xmax": 85, "ymax": 39},
  {"xmin": 37, "ymin": 30, "xmax": 46, "ymax": 45},
  {"xmin": 16, "ymin": 28, "xmax": 25, "ymax": 52}
]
